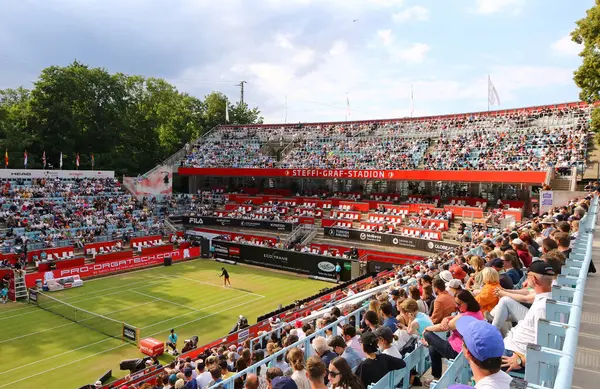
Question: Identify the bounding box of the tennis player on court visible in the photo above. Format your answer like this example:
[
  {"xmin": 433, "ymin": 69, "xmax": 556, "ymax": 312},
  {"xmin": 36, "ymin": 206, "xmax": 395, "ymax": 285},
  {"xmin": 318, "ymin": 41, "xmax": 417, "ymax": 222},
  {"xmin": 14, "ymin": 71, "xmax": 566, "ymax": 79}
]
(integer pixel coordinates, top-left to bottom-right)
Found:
[{"xmin": 220, "ymin": 267, "xmax": 231, "ymax": 287}]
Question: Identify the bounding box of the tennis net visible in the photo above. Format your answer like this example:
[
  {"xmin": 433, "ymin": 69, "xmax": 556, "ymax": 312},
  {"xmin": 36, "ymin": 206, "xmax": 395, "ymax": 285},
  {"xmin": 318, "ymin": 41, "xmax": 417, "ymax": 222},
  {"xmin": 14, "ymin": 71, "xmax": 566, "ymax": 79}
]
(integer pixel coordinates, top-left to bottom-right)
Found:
[{"xmin": 29, "ymin": 289, "xmax": 139, "ymax": 344}]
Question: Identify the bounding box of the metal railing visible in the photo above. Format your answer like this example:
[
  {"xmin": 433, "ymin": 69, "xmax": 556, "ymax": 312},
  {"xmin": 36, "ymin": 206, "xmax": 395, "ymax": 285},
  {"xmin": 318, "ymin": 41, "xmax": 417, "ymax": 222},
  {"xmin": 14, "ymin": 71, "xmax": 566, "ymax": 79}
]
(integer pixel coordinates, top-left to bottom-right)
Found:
[{"xmin": 424, "ymin": 195, "xmax": 597, "ymax": 388}]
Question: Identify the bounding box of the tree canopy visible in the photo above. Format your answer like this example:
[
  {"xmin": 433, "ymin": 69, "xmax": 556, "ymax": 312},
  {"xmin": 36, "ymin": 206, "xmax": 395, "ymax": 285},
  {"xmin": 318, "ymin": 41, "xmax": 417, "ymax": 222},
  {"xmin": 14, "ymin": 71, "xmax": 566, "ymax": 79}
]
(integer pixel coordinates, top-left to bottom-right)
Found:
[
  {"xmin": 0, "ymin": 61, "xmax": 263, "ymax": 175},
  {"xmin": 572, "ymin": 0, "xmax": 600, "ymax": 137}
]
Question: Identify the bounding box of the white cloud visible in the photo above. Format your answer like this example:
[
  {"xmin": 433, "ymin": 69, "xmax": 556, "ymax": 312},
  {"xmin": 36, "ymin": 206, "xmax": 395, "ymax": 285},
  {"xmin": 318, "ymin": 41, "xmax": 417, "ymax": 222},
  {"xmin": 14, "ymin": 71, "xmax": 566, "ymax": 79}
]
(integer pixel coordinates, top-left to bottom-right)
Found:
[
  {"xmin": 474, "ymin": 0, "xmax": 522, "ymax": 14},
  {"xmin": 392, "ymin": 6, "xmax": 430, "ymax": 23},
  {"xmin": 369, "ymin": 0, "xmax": 404, "ymax": 7},
  {"xmin": 552, "ymin": 34, "xmax": 581, "ymax": 57},
  {"xmin": 377, "ymin": 29, "xmax": 393, "ymax": 46},
  {"xmin": 391, "ymin": 43, "xmax": 431, "ymax": 63}
]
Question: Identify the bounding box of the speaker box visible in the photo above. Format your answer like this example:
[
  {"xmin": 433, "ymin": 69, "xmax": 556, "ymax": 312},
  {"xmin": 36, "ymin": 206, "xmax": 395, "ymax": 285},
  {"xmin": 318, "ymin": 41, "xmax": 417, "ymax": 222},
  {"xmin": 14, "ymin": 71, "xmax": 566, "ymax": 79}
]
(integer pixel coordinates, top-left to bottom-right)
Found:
[
  {"xmin": 200, "ymin": 238, "xmax": 210, "ymax": 258},
  {"xmin": 164, "ymin": 256, "xmax": 172, "ymax": 266}
]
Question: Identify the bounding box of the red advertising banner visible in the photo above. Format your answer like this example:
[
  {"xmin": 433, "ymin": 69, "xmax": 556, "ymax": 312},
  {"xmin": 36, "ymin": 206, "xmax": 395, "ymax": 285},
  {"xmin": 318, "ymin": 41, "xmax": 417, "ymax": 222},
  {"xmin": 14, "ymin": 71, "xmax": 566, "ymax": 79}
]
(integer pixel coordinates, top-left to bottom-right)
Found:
[
  {"xmin": 178, "ymin": 167, "xmax": 547, "ymax": 184},
  {"xmin": 24, "ymin": 247, "xmax": 201, "ymax": 288}
]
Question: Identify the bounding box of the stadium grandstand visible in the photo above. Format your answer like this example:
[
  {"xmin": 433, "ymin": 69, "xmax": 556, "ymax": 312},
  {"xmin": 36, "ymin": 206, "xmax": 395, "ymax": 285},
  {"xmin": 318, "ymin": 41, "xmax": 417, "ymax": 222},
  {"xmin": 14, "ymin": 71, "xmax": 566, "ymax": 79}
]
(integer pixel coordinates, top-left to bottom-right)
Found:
[{"xmin": 0, "ymin": 100, "xmax": 598, "ymax": 389}]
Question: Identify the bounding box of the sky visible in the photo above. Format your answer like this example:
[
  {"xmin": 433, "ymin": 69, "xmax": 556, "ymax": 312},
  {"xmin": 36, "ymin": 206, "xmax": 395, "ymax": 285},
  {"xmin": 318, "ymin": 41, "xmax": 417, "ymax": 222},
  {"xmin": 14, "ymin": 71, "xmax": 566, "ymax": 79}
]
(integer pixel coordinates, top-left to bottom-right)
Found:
[{"xmin": 0, "ymin": 0, "xmax": 594, "ymax": 123}]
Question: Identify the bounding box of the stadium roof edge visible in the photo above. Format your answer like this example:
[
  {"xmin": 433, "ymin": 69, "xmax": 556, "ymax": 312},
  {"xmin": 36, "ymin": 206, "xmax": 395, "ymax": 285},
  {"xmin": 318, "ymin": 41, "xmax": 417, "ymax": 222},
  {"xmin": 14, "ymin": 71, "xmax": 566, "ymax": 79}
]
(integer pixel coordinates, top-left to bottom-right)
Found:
[{"xmin": 219, "ymin": 100, "xmax": 595, "ymax": 129}]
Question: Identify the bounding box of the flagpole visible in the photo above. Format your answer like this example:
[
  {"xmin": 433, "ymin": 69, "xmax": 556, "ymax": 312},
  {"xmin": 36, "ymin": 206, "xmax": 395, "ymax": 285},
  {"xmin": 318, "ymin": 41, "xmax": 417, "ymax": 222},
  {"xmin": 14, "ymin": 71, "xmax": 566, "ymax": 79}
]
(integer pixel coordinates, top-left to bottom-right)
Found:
[{"xmin": 487, "ymin": 74, "xmax": 490, "ymax": 112}]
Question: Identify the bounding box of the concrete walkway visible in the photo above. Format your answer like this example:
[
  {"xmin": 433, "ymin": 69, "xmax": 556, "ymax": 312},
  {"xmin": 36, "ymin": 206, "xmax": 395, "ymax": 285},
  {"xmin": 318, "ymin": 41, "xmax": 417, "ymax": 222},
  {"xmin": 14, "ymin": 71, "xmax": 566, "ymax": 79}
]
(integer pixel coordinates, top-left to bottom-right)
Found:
[{"xmin": 572, "ymin": 219, "xmax": 600, "ymax": 389}]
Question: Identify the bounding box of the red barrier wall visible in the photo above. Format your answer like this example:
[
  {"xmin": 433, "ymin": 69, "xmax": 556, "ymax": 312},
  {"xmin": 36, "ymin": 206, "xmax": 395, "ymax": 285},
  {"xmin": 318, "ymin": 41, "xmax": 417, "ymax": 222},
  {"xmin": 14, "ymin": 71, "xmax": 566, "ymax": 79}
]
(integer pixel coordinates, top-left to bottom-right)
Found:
[
  {"xmin": 27, "ymin": 246, "xmax": 74, "ymax": 263},
  {"xmin": 131, "ymin": 235, "xmax": 163, "ymax": 247},
  {"xmin": 95, "ymin": 250, "xmax": 135, "ymax": 263},
  {"xmin": 25, "ymin": 247, "xmax": 201, "ymax": 287},
  {"xmin": 444, "ymin": 205, "xmax": 484, "ymax": 218},
  {"xmin": 141, "ymin": 244, "xmax": 174, "ymax": 256}
]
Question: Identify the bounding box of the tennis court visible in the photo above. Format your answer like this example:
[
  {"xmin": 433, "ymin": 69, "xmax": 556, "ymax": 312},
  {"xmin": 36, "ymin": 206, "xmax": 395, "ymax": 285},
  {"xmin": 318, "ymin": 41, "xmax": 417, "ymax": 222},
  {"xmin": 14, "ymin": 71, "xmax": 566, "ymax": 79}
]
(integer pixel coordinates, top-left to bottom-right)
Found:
[{"xmin": 0, "ymin": 259, "xmax": 329, "ymax": 389}]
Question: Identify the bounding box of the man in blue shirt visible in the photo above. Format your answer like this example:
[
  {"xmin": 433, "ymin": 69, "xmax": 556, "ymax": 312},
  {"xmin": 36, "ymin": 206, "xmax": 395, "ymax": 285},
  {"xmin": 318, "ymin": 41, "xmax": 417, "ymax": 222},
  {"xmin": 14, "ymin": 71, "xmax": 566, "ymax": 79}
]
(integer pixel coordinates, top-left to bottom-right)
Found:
[
  {"xmin": 335, "ymin": 262, "xmax": 342, "ymax": 283},
  {"xmin": 328, "ymin": 335, "xmax": 364, "ymax": 369},
  {"xmin": 167, "ymin": 328, "xmax": 179, "ymax": 356},
  {"xmin": 381, "ymin": 302, "xmax": 398, "ymax": 333}
]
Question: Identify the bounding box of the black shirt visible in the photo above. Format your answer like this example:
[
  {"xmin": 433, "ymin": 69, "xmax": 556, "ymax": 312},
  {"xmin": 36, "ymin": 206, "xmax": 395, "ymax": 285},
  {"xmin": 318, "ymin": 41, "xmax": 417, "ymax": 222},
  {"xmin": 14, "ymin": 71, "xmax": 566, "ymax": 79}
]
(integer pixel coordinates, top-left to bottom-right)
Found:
[
  {"xmin": 355, "ymin": 353, "xmax": 406, "ymax": 387},
  {"xmin": 221, "ymin": 269, "xmax": 229, "ymax": 278}
]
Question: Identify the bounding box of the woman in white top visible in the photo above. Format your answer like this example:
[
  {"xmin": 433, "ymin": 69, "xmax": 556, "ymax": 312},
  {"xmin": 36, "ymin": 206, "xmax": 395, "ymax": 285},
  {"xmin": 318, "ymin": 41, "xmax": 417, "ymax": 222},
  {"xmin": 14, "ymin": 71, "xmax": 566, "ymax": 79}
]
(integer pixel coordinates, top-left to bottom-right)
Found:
[{"xmin": 288, "ymin": 347, "xmax": 311, "ymax": 389}]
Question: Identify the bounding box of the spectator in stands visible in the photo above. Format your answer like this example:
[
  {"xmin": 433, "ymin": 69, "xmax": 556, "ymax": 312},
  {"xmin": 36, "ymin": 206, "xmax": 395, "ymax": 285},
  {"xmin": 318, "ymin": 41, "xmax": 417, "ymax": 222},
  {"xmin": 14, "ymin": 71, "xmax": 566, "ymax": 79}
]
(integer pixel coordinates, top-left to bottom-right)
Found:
[
  {"xmin": 342, "ymin": 324, "xmax": 365, "ymax": 359},
  {"xmin": 490, "ymin": 258, "xmax": 514, "ymax": 290},
  {"xmin": 430, "ymin": 278, "xmax": 455, "ymax": 324},
  {"xmin": 245, "ymin": 374, "xmax": 259, "ymax": 389},
  {"xmin": 183, "ymin": 368, "xmax": 197, "ymax": 389},
  {"xmin": 554, "ymin": 232, "xmax": 572, "ymax": 258},
  {"xmin": 312, "ymin": 337, "xmax": 337, "ymax": 377},
  {"xmin": 327, "ymin": 335, "xmax": 363, "ymax": 370},
  {"xmin": 423, "ymin": 285, "xmax": 435, "ymax": 317},
  {"xmin": 501, "ymin": 261, "xmax": 555, "ymax": 372},
  {"xmin": 466, "ymin": 256, "xmax": 485, "ymax": 290},
  {"xmin": 501, "ymin": 252, "xmax": 523, "ymax": 285},
  {"xmin": 422, "ymin": 289, "xmax": 483, "ymax": 384},
  {"xmin": 288, "ymin": 348, "xmax": 310, "ymax": 389},
  {"xmin": 380, "ymin": 302, "xmax": 398, "ymax": 333},
  {"xmin": 511, "ymin": 238, "xmax": 532, "ymax": 267},
  {"xmin": 374, "ymin": 326, "xmax": 402, "ymax": 359},
  {"xmin": 475, "ymin": 268, "xmax": 501, "ymax": 314},
  {"xmin": 305, "ymin": 356, "xmax": 327, "ymax": 389},
  {"xmin": 409, "ymin": 285, "xmax": 428, "ymax": 313},
  {"xmin": 195, "ymin": 361, "xmax": 211, "ymax": 389},
  {"xmin": 266, "ymin": 367, "xmax": 284, "ymax": 389},
  {"xmin": 355, "ymin": 331, "xmax": 405, "ymax": 387},
  {"xmin": 271, "ymin": 376, "xmax": 298, "ymax": 389},
  {"xmin": 362, "ymin": 310, "xmax": 379, "ymax": 334},
  {"xmin": 447, "ymin": 279, "xmax": 463, "ymax": 297},
  {"xmin": 456, "ymin": 317, "xmax": 512, "ymax": 388},
  {"xmin": 398, "ymin": 298, "xmax": 433, "ymax": 337},
  {"xmin": 207, "ymin": 366, "xmax": 223, "ymax": 387},
  {"xmin": 328, "ymin": 357, "xmax": 364, "ymax": 389}
]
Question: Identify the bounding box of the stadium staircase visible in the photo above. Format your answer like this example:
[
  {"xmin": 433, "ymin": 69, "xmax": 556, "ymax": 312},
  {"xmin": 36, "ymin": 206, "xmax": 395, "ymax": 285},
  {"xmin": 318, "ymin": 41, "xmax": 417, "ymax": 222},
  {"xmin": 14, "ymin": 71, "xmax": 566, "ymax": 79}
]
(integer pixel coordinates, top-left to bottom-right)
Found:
[{"xmin": 551, "ymin": 177, "xmax": 573, "ymax": 191}]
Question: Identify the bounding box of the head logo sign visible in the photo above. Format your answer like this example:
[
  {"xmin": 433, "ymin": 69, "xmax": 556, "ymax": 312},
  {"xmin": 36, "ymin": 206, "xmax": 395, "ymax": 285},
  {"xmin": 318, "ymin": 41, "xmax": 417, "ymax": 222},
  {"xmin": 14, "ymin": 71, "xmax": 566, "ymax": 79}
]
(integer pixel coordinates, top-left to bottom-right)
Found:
[
  {"xmin": 427, "ymin": 242, "xmax": 435, "ymax": 250},
  {"xmin": 318, "ymin": 262, "xmax": 336, "ymax": 272},
  {"xmin": 359, "ymin": 233, "xmax": 367, "ymax": 240}
]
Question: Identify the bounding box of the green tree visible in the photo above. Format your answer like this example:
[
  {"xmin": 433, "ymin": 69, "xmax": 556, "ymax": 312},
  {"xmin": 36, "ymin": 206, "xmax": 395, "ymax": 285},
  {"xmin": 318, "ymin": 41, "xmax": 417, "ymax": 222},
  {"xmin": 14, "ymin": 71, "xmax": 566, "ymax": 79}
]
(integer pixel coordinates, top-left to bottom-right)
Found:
[
  {"xmin": 572, "ymin": 1, "xmax": 600, "ymax": 137},
  {"xmin": 0, "ymin": 61, "xmax": 263, "ymax": 175}
]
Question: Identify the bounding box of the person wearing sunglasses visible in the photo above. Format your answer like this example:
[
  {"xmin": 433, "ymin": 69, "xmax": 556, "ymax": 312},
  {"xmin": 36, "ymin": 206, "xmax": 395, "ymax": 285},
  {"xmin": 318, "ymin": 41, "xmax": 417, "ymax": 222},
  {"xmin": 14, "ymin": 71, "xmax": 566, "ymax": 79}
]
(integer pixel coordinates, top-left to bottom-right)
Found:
[
  {"xmin": 328, "ymin": 357, "xmax": 364, "ymax": 389},
  {"xmin": 421, "ymin": 290, "xmax": 484, "ymax": 386}
]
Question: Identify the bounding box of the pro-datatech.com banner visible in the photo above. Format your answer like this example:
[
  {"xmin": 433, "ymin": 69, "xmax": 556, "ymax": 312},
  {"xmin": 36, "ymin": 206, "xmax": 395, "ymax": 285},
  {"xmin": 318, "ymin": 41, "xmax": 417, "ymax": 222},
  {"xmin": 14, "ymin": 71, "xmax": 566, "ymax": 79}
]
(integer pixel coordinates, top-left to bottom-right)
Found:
[
  {"xmin": 182, "ymin": 216, "xmax": 295, "ymax": 232},
  {"xmin": 323, "ymin": 227, "xmax": 460, "ymax": 254},
  {"xmin": 212, "ymin": 240, "xmax": 352, "ymax": 281}
]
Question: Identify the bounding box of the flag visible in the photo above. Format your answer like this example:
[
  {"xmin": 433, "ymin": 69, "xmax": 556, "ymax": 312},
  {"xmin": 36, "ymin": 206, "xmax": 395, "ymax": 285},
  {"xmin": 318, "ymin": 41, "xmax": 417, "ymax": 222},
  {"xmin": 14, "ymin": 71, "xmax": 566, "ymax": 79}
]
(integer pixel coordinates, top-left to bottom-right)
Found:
[
  {"xmin": 59, "ymin": 152, "xmax": 63, "ymax": 169},
  {"xmin": 23, "ymin": 151, "xmax": 28, "ymax": 168},
  {"xmin": 42, "ymin": 151, "xmax": 46, "ymax": 168},
  {"xmin": 76, "ymin": 153, "xmax": 80, "ymax": 168},
  {"xmin": 488, "ymin": 75, "xmax": 500, "ymax": 106},
  {"xmin": 91, "ymin": 153, "xmax": 95, "ymax": 170},
  {"xmin": 4, "ymin": 150, "xmax": 7, "ymax": 168},
  {"xmin": 346, "ymin": 93, "xmax": 350, "ymax": 118},
  {"xmin": 410, "ymin": 84, "xmax": 414, "ymax": 116},
  {"xmin": 225, "ymin": 101, "xmax": 229, "ymax": 123}
]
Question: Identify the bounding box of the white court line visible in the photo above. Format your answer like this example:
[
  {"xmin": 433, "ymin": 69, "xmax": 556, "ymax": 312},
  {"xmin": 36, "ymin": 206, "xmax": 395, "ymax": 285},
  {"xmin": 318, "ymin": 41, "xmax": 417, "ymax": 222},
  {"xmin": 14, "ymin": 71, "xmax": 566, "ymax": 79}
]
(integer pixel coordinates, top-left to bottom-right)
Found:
[
  {"xmin": 165, "ymin": 275, "xmax": 265, "ymax": 298},
  {"xmin": 131, "ymin": 291, "xmax": 202, "ymax": 313},
  {"xmin": 140, "ymin": 294, "xmax": 252, "ymax": 330},
  {"xmin": 0, "ymin": 301, "xmax": 155, "ymax": 345},
  {"xmin": 0, "ymin": 295, "xmax": 264, "ymax": 387},
  {"xmin": 0, "ymin": 280, "xmax": 165, "ymax": 321}
]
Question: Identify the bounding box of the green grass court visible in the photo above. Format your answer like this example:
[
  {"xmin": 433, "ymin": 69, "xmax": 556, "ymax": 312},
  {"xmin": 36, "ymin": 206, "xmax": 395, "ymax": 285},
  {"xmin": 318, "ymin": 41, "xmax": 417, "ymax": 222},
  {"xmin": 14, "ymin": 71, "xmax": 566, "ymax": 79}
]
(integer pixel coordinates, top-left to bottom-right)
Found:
[{"xmin": 0, "ymin": 259, "xmax": 329, "ymax": 389}]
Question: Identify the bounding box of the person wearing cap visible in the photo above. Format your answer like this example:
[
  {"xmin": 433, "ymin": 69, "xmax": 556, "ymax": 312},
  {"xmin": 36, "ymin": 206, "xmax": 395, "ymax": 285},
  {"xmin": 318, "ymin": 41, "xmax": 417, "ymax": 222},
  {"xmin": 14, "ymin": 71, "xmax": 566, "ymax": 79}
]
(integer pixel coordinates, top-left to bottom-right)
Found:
[
  {"xmin": 449, "ymin": 263, "xmax": 467, "ymax": 283},
  {"xmin": 456, "ymin": 316, "xmax": 513, "ymax": 388},
  {"xmin": 374, "ymin": 326, "xmax": 402, "ymax": 359},
  {"xmin": 327, "ymin": 335, "xmax": 363, "ymax": 369},
  {"xmin": 500, "ymin": 261, "xmax": 554, "ymax": 372},
  {"xmin": 183, "ymin": 368, "xmax": 198, "ymax": 389},
  {"xmin": 511, "ymin": 238, "xmax": 532, "ymax": 267},
  {"xmin": 447, "ymin": 279, "xmax": 462, "ymax": 297},
  {"xmin": 422, "ymin": 289, "xmax": 484, "ymax": 384},
  {"xmin": 540, "ymin": 217, "xmax": 555, "ymax": 238},
  {"xmin": 355, "ymin": 331, "xmax": 406, "ymax": 387},
  {"xmin": 489, "ymin": 258, "xmax": 514, "ymax": 290},
  {"xmin": 271, "ymin": 376, "xmax": 298, "ymax": 389},
  {"xmin": 94, "ymin": 381, "xmax": 102, "ymax": 389}
]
